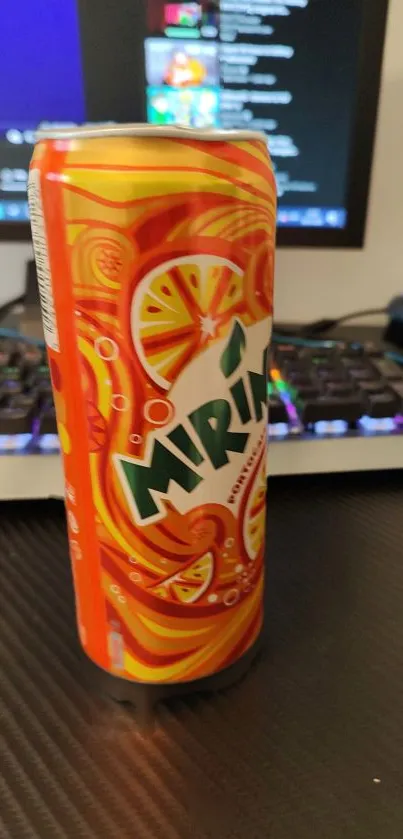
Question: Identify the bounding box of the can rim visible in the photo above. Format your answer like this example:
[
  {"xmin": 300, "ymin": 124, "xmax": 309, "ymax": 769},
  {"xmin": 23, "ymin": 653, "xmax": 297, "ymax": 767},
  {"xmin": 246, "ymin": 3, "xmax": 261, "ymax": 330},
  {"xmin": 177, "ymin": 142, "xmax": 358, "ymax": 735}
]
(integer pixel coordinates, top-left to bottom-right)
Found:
[{"xmin": 35, "ymin": 123, "xmax": 267, "ymax": 144}]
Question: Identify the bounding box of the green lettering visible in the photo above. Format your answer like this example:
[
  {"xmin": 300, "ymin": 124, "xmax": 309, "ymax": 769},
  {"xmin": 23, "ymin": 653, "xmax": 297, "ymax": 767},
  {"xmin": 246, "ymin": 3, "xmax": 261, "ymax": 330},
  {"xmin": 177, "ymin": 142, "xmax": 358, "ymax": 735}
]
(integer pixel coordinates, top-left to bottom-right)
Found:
[
  {"xmin": 167, "ymin": 424, "xmax": 204, "ymax": 466},
  {"xmin": 220, "ymin": 321, "xmax": 246, "ymax": 378},
  {"xmin": 189, "ymin": 399, "xmax": 248, "ymax": 469},
  {"xmin": 230, "ymin": 378, "xmax": 252, "ymax": 424},
  {"xmin": 248, "ymin": 347, "xmax": 269, "ymax": 421},
  {"xmin": 118, "ymin": 440, "xmax": 202, "ymax": 521}
]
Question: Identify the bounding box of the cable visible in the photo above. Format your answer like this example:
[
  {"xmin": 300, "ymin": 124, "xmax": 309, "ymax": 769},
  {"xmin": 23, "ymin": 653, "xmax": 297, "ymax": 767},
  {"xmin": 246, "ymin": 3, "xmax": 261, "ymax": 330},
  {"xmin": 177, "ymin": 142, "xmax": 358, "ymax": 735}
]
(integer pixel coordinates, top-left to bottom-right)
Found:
[
  {"xmin": 273, "ymin": 307, "xmax": 387, "ymax": 339},
  {"xmin": 300, "ymin": 307, "xmax": 387, "ymax": 336}
]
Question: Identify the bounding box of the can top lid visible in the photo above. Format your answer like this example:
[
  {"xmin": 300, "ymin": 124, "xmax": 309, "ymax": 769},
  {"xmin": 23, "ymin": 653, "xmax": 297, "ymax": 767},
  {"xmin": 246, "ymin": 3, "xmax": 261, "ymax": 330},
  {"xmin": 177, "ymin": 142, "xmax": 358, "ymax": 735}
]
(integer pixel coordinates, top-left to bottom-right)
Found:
[{"xmin": 35, "ymin": 122, "xmax": 267, "ymax": 144}]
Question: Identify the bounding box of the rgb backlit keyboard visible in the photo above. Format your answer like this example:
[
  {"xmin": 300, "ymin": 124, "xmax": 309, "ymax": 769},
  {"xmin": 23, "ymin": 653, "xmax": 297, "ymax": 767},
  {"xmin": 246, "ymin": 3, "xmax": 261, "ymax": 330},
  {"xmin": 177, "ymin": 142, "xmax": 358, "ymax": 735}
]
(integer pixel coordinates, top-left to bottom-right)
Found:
[
  {"xmin": 268, "ymin": 340, "xmax": 403, "ymax": 440},
  {"xmin": 0, "ymin": 335, "xmax": 402, "ymax": 454}
]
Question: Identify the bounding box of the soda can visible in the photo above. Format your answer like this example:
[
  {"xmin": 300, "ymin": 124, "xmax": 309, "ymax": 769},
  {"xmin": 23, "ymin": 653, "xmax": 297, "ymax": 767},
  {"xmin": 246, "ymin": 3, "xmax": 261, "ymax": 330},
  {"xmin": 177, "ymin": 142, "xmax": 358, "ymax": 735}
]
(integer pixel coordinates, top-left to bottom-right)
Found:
[{"xmin": 29, "ymin": 125, "xmax": 276, "ymax": 703}]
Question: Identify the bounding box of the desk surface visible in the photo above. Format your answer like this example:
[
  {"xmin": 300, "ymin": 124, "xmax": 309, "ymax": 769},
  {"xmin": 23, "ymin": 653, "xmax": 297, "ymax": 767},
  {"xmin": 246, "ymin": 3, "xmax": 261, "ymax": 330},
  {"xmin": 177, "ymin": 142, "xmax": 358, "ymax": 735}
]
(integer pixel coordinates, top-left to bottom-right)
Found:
[{"xmin": 1, "ymin": 473, "xmax": 403, "ymax": 839}]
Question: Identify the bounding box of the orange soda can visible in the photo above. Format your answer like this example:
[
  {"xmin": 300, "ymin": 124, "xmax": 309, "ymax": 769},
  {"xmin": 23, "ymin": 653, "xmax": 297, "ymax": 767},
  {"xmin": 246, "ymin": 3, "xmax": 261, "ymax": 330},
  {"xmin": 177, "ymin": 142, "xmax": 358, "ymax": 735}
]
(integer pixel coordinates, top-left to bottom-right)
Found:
[{"xmin": 28, "ymin": 125, "xmax": 276, "ymax": 702}]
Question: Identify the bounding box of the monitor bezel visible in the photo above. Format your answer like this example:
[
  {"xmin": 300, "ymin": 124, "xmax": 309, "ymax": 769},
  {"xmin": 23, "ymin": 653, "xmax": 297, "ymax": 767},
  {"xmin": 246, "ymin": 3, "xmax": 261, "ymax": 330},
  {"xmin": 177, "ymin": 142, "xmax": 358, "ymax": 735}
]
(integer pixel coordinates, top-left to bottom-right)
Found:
[
  {"xmin": 277, "ymin": 0, "xmax": 390, "ymax": 248},
  {"xmin": 0, "ymin": 0, "xmax": 390, "ymax": 248}
]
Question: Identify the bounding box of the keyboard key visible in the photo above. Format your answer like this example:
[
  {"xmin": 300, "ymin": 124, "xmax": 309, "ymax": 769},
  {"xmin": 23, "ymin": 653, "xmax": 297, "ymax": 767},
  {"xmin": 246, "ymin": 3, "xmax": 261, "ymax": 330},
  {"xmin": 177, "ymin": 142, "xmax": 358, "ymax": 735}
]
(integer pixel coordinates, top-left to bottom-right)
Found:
[
  {"xmin": 269, "ymin": 398, "xmax": 289, "ymax": 424},
  {"xmin": 21, "ymin": 345, "xmax": 43, "ymax": 367},
  {"xmin": 366, "ymin": 391, "xmax": 401, "ymax": 418},
  {"xmin": 325, "ymin": 382, "xmax": 355, "ymax": 397},
  {"xmin": 341, "ymin": 356, "xmax": 369, "ymax": 369},
  {"xmin": 372, "ymin": 359, "xmax": 403, "ymax": 381},
  {"xmin": 39, "ymin": 407, "xmax": 58, "ymax": 435},
  {"xmin": 0, "ymin": 340, "xmax": 14, "ymax": 367},
  {"xmin": 347, "ymin": 366, "xmax": 377, "ymax": 381},
  {"xmin": 295, "ymin": 384, "xmax": 321, "ymax": 399},
  {"xmin": 1, "ymin": 365, "xmax": 21, "ymax": 382},
  {"xmin": 312, "ymin": 355, "xmax": 338, "ymax": 366},
  {"xmin": 25, "ymin": 365, "xmax": 52, "ymax": 399},
  {"xmin": 362, "ymin": 342, "xmax": 383, "ymax": 357},
  {"xmin": 302, "ymin": 395, "xmax": 364, "ymax": 424},
  {"xmin": 281, "ymin": 360, "xmax": 311, "ymax": 376},
  {"xmin": 391, "ymin": 381, "xmax": 403, "ymax": 399},
  {"xmin": 35, "ymin": 363, "xmax": 51, "ymax": 380},
  {"xmin": 342, "ymin": 344, "xmax": 364, "ymax": 358},
  {"xmin": 0, "ymin": 406, "xmax": 33, "ymax": 434},
  {"xmin": 1, "ymin": 380, "xmax": 23, "ymax": 396},
  {"xmin": 300, "ymin": 347, "xmax": 336, "ymax": 359},
  {"xmin": 303, "ymin": 355, "xmax": 334, "ymax": 367},
  {"xmin": 286, "ymin": 372, "xmax": 313, "ymax": 387},
  {"xmin": 0, "ymin": 350, "xmax": 11, "ymax": 367},
  {"xmin": 359, "ymin": 380, "xmax": 388, "ymax": 395},
  {"xmin": 274, "ymin": 344, "xmax": 298, "ymax": 360},
  {"xmin": 9, "ymin": 393, "xmax": 39, "ymax": 411},
  {"xmin": 37, "ymin": 381, "xmax": 53, "ymax": 399},
  {"xmin": 317, "ymin": 366, "xmax": 347, "ymax": 383}
]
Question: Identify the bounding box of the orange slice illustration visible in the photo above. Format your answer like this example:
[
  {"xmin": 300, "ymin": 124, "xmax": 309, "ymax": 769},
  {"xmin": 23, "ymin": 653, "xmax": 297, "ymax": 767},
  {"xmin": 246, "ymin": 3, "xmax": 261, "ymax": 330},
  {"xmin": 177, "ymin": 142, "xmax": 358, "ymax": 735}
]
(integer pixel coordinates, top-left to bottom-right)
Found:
[
  {"xmin": 151, "ymin": 552, "xmax": 214, "ymax": 604},
  {"xmin": 131, "ymin": 254, "xmax": 244, "ymax": 390},
  {"xmin": 243, "ymin": 456, "xmax": 267, "ymax": 561}
]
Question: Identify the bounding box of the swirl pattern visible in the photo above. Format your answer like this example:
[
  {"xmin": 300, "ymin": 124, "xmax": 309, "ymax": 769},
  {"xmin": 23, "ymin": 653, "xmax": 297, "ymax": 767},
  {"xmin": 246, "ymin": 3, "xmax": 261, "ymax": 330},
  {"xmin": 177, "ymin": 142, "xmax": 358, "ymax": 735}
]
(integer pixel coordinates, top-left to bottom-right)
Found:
[{"xmin": 32, "ymin": 133, "xmax": 276, "ymax": 684}]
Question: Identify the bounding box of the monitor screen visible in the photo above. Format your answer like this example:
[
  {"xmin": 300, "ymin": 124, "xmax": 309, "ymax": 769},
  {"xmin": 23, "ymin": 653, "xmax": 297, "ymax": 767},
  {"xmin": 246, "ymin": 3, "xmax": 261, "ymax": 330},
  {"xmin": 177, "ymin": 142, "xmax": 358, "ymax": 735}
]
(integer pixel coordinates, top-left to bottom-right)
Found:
[
  {"xmin": 143, "ymin": 0, "xmax": 358, "ymax": 233},
  {"xmin": 0, "ymin": 0, "xmax": 389, "ymax": 247},
  {"xmin": 0, "ymin": 0, "xmax": 86, "ymax": 226}
]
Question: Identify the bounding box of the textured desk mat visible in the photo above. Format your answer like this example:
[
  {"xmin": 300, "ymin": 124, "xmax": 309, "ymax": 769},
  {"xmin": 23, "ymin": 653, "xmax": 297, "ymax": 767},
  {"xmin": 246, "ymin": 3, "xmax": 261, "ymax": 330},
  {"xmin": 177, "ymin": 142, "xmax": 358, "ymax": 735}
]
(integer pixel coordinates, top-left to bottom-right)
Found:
[{"xmin": 1, "ymin": 472, "xmax": 403, "ymax": 839}]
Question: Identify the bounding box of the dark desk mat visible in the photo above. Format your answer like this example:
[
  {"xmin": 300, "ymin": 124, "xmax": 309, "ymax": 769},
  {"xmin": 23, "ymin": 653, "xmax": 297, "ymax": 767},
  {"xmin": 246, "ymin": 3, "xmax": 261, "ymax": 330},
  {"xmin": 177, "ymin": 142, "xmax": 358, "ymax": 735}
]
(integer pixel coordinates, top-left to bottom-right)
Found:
[{"xmin": 1, "ymin": 472, "xmax": 403, "ymax": 839}]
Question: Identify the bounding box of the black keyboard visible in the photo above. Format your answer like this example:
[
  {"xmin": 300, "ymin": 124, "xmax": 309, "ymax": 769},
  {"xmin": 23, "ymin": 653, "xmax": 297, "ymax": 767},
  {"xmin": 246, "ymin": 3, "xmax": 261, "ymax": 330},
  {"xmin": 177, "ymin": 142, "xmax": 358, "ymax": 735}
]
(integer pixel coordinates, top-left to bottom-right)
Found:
[
  {"xmin": 269, "ymin": 340, "xmax": 403, "ymax": 438},
  {"xmin": 0, "ymin": 335, "xmax": 402, "ymax": 477},
  {"xmin": 0, "ymin": 338, "xmax": 57, "ymax": 451}
]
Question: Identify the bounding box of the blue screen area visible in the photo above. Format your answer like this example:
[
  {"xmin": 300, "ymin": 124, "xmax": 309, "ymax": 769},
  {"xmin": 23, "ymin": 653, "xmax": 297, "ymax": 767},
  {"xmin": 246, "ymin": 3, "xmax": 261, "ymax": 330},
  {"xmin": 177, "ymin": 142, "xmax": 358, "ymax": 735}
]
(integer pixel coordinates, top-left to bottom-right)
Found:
[
  {"xmin": 1, "ymin": 0, "xmax": 85, "ymax": 126},
  {"xmin": 0, "ymin": 0, "xmax": 85, "ymax": 222}
]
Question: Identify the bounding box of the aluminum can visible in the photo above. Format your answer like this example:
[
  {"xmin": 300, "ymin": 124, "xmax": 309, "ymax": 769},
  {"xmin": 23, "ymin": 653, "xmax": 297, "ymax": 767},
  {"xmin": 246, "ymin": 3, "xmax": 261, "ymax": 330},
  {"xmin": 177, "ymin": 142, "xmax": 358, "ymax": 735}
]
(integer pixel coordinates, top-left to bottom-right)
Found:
[{"xmin": 29, "ymin": 124, "xmax": 276, "ymax": 691}]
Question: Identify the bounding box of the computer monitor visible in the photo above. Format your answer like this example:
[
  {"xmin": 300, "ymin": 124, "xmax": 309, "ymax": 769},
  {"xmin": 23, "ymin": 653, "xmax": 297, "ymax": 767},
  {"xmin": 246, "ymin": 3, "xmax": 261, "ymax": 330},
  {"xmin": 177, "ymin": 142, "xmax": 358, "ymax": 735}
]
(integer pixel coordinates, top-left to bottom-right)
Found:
[{"xmin": 0, "ymin": 0, "xmax": 389, "ymax": 248}]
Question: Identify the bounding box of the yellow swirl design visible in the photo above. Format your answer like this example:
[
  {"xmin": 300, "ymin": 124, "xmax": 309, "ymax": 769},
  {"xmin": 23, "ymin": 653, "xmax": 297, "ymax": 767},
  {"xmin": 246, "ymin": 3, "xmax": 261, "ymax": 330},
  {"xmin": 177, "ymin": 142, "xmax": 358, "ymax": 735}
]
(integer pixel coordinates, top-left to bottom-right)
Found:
[{"xmin": 60, "ymin": 135, "xmax": 276, "ymax": 683}]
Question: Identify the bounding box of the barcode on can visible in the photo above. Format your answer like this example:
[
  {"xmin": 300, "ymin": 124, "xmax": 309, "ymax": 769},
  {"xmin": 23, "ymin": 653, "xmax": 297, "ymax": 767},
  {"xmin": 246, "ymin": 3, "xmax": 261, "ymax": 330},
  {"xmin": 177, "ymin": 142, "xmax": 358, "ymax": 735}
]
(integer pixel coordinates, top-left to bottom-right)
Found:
[
  {"xmin": 108, "ymin": 631, "xmax": 125, "ymax": 671},
  {"xmin": 28, "ymin": 168, "xmax": 60, "ymax": 352}
]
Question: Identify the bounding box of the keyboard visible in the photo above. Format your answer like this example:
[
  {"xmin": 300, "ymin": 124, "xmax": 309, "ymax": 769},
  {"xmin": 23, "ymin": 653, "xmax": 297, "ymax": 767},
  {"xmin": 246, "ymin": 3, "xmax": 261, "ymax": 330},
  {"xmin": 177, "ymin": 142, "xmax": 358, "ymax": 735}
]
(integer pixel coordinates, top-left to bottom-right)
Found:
[
  {"xmin": 268, "ymin": 339, "xmax": 403, "ymax": 477},
  {"xmin": 0, "ymin": 334, "xmax": 402, "ymax": 500},
  {"xmin": 0, "ymin": 339, "xmax": 57, "ymax": 448}
]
